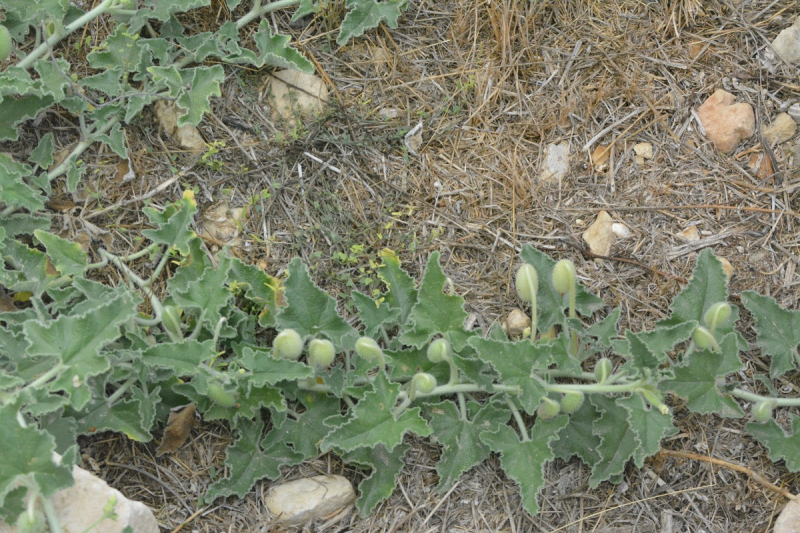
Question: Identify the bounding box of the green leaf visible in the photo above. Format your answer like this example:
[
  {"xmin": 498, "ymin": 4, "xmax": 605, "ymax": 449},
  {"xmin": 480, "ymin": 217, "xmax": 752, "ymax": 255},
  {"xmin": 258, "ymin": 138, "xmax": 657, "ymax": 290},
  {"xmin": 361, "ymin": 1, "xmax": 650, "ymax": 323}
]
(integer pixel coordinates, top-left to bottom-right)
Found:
[
  {"xmin": 269, "ymin": 392, "xmax": 341, "ymax": 458},
  {"xmin": 239, "ymin": 346, "xmax": 314, "ymax": 386},
  {"xmin": 204, "ymin": 417, "xmax": 304, "ymax": 502},
  {"xmin": 86, "ymin": 24, "xmax": 144, "ymax": 73},
  {"xmin": 398, "ymin": 252, "xmax": 468, "ymax": 348},
  {"xmin": 616, "ymin": 321, "xmax": 696, "ymax": 375},
  {"xmin": 584, "ymin": 307, "xmax": 620, "ymax": 347},
  {"xmin": 79, "ymin": 67, "xmax": 126, "ymax": 97},
  {"xmin": 377, "ymin": 248, "xmax": 418, "ymax": 325},
  {"xmin": 95, "ymin": 122, "xmax": 128, "ymax": 159},
  {"xmin": 426, "ymin": 399, "xmax": 508, "ymax": 492},
  {"xmin": 519, "ymin": 245, "xmax": 604, "ymax": 333},
  {"xmin": 33, "ymin": 229, "xmax": 88, "ymax": 277},
  {"xmin": 2, "ymin": 0, "xmax": 69, "ymax": 29},
  {"xmin": 277, "ymin": 258, "xmax": 359, "ymax": 348},
  {"xmin": 71, "ymin": 386, "xmax": 160, "ymax": 442},
  {"xmin": 352, "ymin": 291, "xmax": 401, "ymax": 337},
  {"xmin": 141, "ymin": 340, "xmax": 216, "ymax": 376},
  {"xmin": 321, "ymin": 373, "xmax": 432, "ymax": 453},
  {"xmin": 468, "ymin": 337, "xmax": 549, "ymax": 413},
  {"xmin": 551, "ymin": 399, "xmax": 601, "ymax": 465},
  {"xmin": 660, "ymin": 333, "xmax": 744, "ymax": 418},
  {"xmin": 337, "ymin": 0, "xmax": 409, "ymax": 46},
  {"xmin": 128, "ymin": 0, "xmax": 210, "ymax": 32},
  {"xmin": 588, "ymin": 395, "xmax": 638, "ymax": 487},
  {"xmin": 0, "ymin": 404, "xmax": 74, "ymax": 508},
  {"xmin": 1, "ymin": 213, "xmax": 50, "ymax": 238},
  {"xmin": 617, "ymin": 394, "xmax": 677, "ymax": 466},
  {"xmin": 252, "ymin": 20, "xmax": 314, "ymax": 73},
  {"xmin": 175, "ymin": 66, "xmax": 224, "ymax": 127},
  {"xmin": 34, "ymin": 59, "xmax": 71, "ymax": 100},
  {"xmin": 23, "ymin": 292, "xmax": 139, "ymax": 408},
  {"xmin": 227, "ymin": 257, "xmax": 283, "ymax": 328},
  {"xmin": 141, "ymin": 195, "xmax": 198, "ymax": 254},
  {"xmin": 0, "ymin": 154, "xmax": 45, "ymax": 211},
  {"xmin": 746, "ymin": 415, "xmax": 800, "ymax": 472},
  {"xmin": 171, "ymin": 258, "xmax": 232, "ymax": 331},
  {"xmin": 480, "ymin": 416, "xmax": 568, "ymax": 516},
  {"xmin": 29, "ymin": 132, "xmax": 55, "ymax": 169},
  {"xmin": 740, "ymin": 291, "xmax": 800, "ymax": 378},
  {"xmin": 0, "ymin": 239, "xmax": 63, "ymax": 297},
  {"xmin": 342, "ymin": 443, "xmax": 409, "ymax": 517}
]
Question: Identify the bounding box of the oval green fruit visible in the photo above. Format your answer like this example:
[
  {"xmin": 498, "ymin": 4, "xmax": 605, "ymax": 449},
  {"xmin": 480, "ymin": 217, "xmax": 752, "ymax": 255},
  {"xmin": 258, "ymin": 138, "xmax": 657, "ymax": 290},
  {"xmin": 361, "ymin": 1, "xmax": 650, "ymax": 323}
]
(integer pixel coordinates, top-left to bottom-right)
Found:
[
  {"xmin": 427, "ymin": 338, "xmax": 451, "ymax": 363},
  {"xmin": 552, "ymin": 259, "xmax": 576, "ymax": 295},
  {"xmin": 594, "ymin": 357, "xmax": 612, "ymax": 384},
  {"xmin": 752, "ymin": 399, "xmax": 776, "ymax": 423},
  {"xmin": 355, "ymin": 337, "xmax": 383, "ymax": 361},
  {"xmin": 309, "ymin": 339, "xmax": 335, "ymax": 367},
  {"xmin": 208, "ymin": 383, "xmax": 237, "ymax": 408},
  {"xmin": 515, "ymin": 263, "xmax": 538, "ymax": 303},
  {"xmin": 703, "ymin": 302, "xmax": 732, "ymax": 330},
  {"xmin": 537, "ymin": 397, "xmax": 561, "ymax": 420},
  {"xmin": 161, "ymin": 305, "xmax": 183, "ymax": 338},
  {"xmin": 692, "ymin": 326, "xmax": 718, "ymax": 352},
  {"xmin": 0, "ymin": 26, "xmax": 12, "ymax": 62},
  {"xmin": 273, "ymin": 329, "xmax": 304, "ymax": 360},
  {"xmin": 560, "ymin": 391, "xmax": 585, "ymax": 414},
  {"xmin": 412, "ymin": 372, "xmax": 437, "ymax": 394}
]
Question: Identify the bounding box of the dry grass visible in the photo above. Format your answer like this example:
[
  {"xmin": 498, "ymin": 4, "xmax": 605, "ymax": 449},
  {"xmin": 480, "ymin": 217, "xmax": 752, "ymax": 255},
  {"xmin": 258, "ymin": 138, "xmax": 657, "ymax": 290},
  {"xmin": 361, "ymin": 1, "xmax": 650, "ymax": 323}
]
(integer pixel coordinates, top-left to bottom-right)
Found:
[{"xmin": 7, "ymin": 0, "xmax": 800, "ymax": 530}]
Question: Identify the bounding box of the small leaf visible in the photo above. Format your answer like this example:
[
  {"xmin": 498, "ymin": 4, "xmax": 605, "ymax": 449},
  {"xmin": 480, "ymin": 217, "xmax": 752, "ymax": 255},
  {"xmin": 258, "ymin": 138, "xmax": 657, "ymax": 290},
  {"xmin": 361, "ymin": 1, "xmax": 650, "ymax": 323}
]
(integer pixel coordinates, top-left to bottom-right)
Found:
[
  {"xmin": 342, "ymin": 443, "xmax": 409, "ymax": 517},
  {"xmin": 157, "ymin": 404, "xmax": 197, "ymax": 456},
  {"xmin": 34, "ymin": 229, "xmax": 88, "ymax": 277},
  {"xmin": 141, "ymin": 195, "xmax": 198, "ymax": 254},
  {"xmin": 239, "ymin": 346, "xmax": 314, "ymax": 387},
  {"xmin": 746, "ymin": 415, "xmax": 800, "ymax": 472},
  {"xmin": 175, "ymin": 66, "xmax": 224, "ymax": 127},
  {"xmin": 741, "ymin": 291, "xmax": 800, "ymax": 378},
  {"xmin": 141, "ymin": 340, "xmax": 216, "ymax": 376},
  {"xmin": 588, "ymin": 395, "xmax": 638, "ymax": 487},
  {"xmin": 337, "ymin": 0, "xmax": 409, "ymax": 46}
]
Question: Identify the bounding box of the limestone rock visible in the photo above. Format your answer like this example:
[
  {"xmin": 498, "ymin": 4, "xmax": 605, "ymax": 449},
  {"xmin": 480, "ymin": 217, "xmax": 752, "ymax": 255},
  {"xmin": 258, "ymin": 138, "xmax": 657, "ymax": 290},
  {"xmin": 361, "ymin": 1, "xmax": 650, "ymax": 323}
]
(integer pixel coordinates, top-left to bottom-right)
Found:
[
  {"xmin": 265, "ymin": 475, "xmax": 355, "ymax": 528},
  {"xmin": 789, "ymin": 103, "xmax": 800, "ymax": 124},
  {"xmin": 267, "ymin": 69, "xmax": 329, "ymax": 121},
  {"xmin": 0, "ymin": 455, "xmax": 159, "ymax": 533},
  {"xmin": 633, "ymin": 142, "xmax": 653, "ymax": 164},
  {"xmin": 154, "ymin": 100, "xmax": 205, "ymax": 153},
  {"xmin": 611, "ymin": 222, "xmax": 631, "ymax": 239},
  {"xmin": 677, "ymin": 225, "xmax": 700, "ymax": 242},
  {"xmin": 540, "ymin": 142, "xmax": 570, "ymax": 183},
  {"xmin": 762, "ymin": 113, "xmax": 798, "ymax": 145},
  {"xmin": 696, "ymin": 89, "xmax": 755, "ymax": 153},
  {"xmin": 503, "ymin": 309, "xmax": 531, "ymax": 339},
  {"xmin": 770, "ymin": 16, "xmax": 800, "ymax": 65},
  {"xmin": 775, "ymin": 497, "xmax": 800, "ymax": 533},
  {"xmin": 582, "ymin": 210, "xmax": 614, "ymax": 260},
  {"xmin": 790, "ymin": 143, "xmax": 800, "ymax": 168}
]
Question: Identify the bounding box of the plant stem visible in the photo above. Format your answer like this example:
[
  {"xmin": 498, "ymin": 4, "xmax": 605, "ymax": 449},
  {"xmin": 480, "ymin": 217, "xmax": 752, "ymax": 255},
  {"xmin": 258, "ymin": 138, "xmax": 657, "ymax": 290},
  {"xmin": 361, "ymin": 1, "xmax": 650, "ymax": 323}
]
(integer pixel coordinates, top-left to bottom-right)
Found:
[
  {"xmin": 505, "ymin": 396, "xmax": 530, "ymax": 442},
  {"xmin": 731, "ymin": 388, "xmax": 800, "ymax": 407}
]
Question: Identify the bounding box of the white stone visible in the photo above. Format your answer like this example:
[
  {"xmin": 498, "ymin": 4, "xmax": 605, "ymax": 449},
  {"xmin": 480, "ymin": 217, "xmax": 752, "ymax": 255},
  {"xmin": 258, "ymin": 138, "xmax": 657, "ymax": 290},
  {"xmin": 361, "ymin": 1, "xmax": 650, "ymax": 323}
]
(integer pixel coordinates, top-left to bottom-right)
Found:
[
  {"xmin": 633, "ymin": 142, "xmax": 653, "ymax": 159},
  {"xmin": 677, "ymin": 225, "xmax": 700, "ymax": 242},
  {"xmin": 540, "ymin": 142, "xmax": 570, "ymax": 183},
  {"xmin": 789, "ymin": 103, "xmax": 800, "ymax": 124},
  {"xmin": 0, "ymin": 455, "xmax": 158, "ymax": 533},
  {"xmin": 774, "ymin": 497, "xmax": 800, "ymax": 533},
  {"xmin": 503, "ymin": 309, "xmax": 531, "ymax": 339},
  {"xmin": 771, "ymin": 16, "xmax": 800, "ymax": 65},
  {"xmin": 265, "ymin": 475, "xmax": 355, "ymax": 527},
  {"xmin": 611, "ymin": 222, "xmax": 631, "ymax": 239},
  {"xmin": 762, "ymin": 113, "xmax": 798, "ymax": 145},
  {"xmin": 582, "ymin": 210, "xmax": 614, "ymax": 260}
]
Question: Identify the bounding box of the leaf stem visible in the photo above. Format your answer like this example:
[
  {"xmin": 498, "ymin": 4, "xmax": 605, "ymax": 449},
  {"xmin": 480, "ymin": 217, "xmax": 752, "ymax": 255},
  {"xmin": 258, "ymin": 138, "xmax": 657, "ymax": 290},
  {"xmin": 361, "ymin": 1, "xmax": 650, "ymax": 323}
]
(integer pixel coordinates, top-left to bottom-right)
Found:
[
  {"xmin": 505, "ymin": 396, "xmax": 530, "ymax": 442},
  {"xmin": 730, "ymin": 388, "xmax": 800, "ymax": 407}
]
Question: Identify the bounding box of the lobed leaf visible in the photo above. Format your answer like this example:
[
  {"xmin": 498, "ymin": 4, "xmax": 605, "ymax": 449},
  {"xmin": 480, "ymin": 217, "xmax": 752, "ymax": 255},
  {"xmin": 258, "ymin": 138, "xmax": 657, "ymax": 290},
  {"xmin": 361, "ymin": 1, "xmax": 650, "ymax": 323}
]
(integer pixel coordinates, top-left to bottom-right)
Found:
[
  {"xmin": 746, "ymin": 415, "xmax": 800, "ymax": 472},
  {"xmin": 337, "ymin": 0, "xmax": 409, "ymax": 46},
  {"xmin": 740, "ymin": 291, "xmax": 800, "ymax": 378}
]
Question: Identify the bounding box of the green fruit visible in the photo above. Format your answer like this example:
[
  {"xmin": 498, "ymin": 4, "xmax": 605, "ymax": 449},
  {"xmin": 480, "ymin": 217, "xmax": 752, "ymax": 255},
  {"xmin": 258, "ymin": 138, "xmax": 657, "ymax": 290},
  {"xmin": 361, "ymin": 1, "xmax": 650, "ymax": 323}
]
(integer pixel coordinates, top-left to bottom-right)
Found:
[
  {"xmin": 552, "ymin": 259, "xmax": 576, "ymax": 295},
  {"xmin": 752, "ymin": 399, "xmax": 777, "ymax": 423},
  {"xmin": 16, "ymin": 509, "xmax": 46, "ymax": 533},
  {"xmin": 427, "ymin": 338, "xmax": 451, "ymax": 363},
  {"xmin": 703, "ymin": 302, "xmax": 732, "ymax": 331},
  {"xmin": 0, "ymin": 26, "xmax": 11, "ymax": 62},
  {"xmin": 692, "ymin": 326, "xmax": 718, "ymax": 352},
  {"xmin": 207, "ymin": 383, "xmax": 237, "ymax": 408},
  {"xmin": 515, "ymin": 263, "xmax": 538, "ymax": 303},
  {"xmin": 412, "ymin": 372, "xmax": 437, "ymax": 394},
  {"xmin": 309, "ymin": 339, "xmax": 335, "ymax": 367},
  {"xmin": 560, "ymin": 391, "xmax": 585, "ymax": 414},
  {"xmin": 537, "ymin": 397, "xmax": 561, "ymax": 420},
  {"xmin": 594, "ymin": 357, "xmax": 612, "ymax": 383},
  {"xmin": 273, "ymin": 329, "xmax": 304, "ymax": 360},
  {"xmin": 355, "ymin": 337, "xmax": 383, "ymax": 361},
  {"xmin": 161, "ymin": 305, "xmax": 183, "ymax": 338}
]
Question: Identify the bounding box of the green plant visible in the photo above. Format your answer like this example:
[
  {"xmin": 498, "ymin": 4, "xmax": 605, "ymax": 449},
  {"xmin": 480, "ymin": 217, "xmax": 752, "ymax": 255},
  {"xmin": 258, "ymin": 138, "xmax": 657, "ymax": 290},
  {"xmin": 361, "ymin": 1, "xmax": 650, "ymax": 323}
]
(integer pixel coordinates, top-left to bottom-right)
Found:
[
  {"xmin": 3, "ymin": 192, "xmax": 800, "ymax": 521},
  {"xmin": 0, "ymin": 0, "xmax": 409, "ymax": 209}
]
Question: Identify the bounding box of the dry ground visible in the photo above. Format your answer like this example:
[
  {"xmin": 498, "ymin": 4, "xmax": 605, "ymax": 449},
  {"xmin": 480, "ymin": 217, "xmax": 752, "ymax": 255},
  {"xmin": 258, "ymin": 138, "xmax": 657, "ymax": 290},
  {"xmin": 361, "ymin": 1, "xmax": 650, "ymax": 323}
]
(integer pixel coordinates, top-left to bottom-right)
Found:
[{"xmin": 12, "ymin": 0, "xmax": 800, "ymax": 531}]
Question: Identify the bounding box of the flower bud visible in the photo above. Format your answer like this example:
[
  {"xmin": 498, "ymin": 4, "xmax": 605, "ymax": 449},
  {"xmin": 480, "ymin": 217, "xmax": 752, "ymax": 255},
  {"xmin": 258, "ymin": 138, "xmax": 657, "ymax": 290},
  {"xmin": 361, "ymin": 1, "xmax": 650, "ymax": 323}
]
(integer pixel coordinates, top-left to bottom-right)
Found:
[
  {"xmin": 207, "ymin": 383, "xmax": 237, "ymax": 408},
  {"xmin": 412, "ymin": 372, "xmax": 437, "ymax": 394},
  {"xmin": 552, "ymin": 259, "xmax": 576, "ymax": 295},
  {"xmin": 427, "ymin": 338, "xmax": 451, "ymax": 363},
  {"xmin": 515, "ymin": 263, "xmax": 538, "ymax": 303},
  {"xmin": 537, "ymin": 397, "xmax": 561, "ymax": 420},
  {"xmin": 559, "ymin": 391, "xmax": 585, "ymax": 414},
  {"xmin": 752, "ymin": 399, "xmax": 777, "ymax": 423},
  {"xmin": 161, "ymin": 305, "xmax": 183, "ymax": 339},
  {"xmin": 594, "ymin": 357, "xmax": 612, "ymax": 384},
  {"xmin": 273, "ymin": 329, "xmax": 304, "ymax": 360},
  {"xmin": 355, "ymin": 337, "xmax": 383, "ymax": 361},
  {"xmin": 0, "ymin": 26, "xmax": 11, "ymax": 62},
  {"xmin": 703, "ymin": 302, "xmax": 732, "ymax": 331},
  {"xmin": 309, "ymin": 339, "xmax": 335, "ymax": 368}
]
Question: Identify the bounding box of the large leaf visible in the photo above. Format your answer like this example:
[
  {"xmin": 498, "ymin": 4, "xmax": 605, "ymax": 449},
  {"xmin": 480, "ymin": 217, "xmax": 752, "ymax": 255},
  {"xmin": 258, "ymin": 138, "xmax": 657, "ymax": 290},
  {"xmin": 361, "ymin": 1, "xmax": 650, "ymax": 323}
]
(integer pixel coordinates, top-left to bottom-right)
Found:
[
  {"xmin": 34, "ymin": 229, "xmax": 88, "ymax": 277},
  {"xmin": 377, "ymin": 248, "xmax": 418, "ymax": 325},
  {"xmin": 269, "ymin": 392, "xmax": 341, "ymax": 459},
  {"xmin": 588, "ymin": 395, "xmax": 638, "ymax": 487},
  {"xmin": 141, "ymin": 340, "xmax": 216, "ymax": 376},
  {"xmin": 321, "ymin": 373, "xmax": 432, "ymax": 453},
  {"xmin": 746, "ymin": 415, "xmax": 800, "ymax": 472},
  {"xmin": 337, "ymin": 0, "xmax": 408, "ymax": 45},
  {"xmin": 239, "ymin": 346, "xmax": 314, "ymax": 387},
  {"xmin": 740, "ymin": 291, "xmax": 800, "ymax": 378},
  {"xmin": 141, "ymin": 195, "xmax": 198, "ymax": 254},
  {"xmin": 0, "ymin": 154, "xmax": 45, "ymax": 211},
  {"xmin": 342, "ymin": 443, "xmax": 410, "ymax": 517},
  {"xmin": 398, "ymin": 252, "xmax": 468, "ymax": 348},
  {"xmin": 175, "ymin": 66, "xmax": 224, "ymax": 127},
  {"xmin": 480, "ymin": 416, "xmax": 568, "ymax": 516}
]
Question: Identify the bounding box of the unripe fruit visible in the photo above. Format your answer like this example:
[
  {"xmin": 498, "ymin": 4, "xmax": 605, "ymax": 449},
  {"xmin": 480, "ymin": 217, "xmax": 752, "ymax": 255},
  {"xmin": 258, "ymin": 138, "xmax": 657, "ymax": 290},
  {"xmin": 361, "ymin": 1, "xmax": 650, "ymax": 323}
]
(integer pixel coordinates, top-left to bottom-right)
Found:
[
  {"xmin": 692, "ymin": 326, "xmax": 718, "ymax": 352},
  {"xmin": 309, "ymin": 339, "xmax": 335, "ymax": 368},
  {"xmin": 355, "ymin": 337, "xmax": 383, "ymax": 361},
  {"xmin": 427, "ymin": 338, "xmax": 451, "ymax": 363},
  {"xmin": 560, "ymin": 391, "xmax": 585, "ymax": 414},
  {"xmin": 162, "ymin": 305, "xmax": 183, "ymax": 338},
  {"xmin": 515, "ymin": 263, "xmax": 538, "ymax": 303},
  {"xmin": 752, "ymin": 399, "xmax": 777, "ymax": 423},
  {"xmin": 0, "ymin": 26, "xmax": 11, "ymax": 62},
  {"xmin": 273, "ymin": 329, "xmax": 303, "ymax": 360},
  {"xmin": 594, "ymin": 357, "xmax": 612, "ymax": 383},
  {"xmin": 16, "ymin": 510, "xmax": 46, "ymax": 533},
  {"xmin": 537, "ymin": 397, "xmax": 561, "ymax": 420},
  {"xmin": 552, "ymin": 259, "xmax": 576, "ymax": 295},
  {"xmin": 412, "ymin": 372, "xmax": 437, "ymax": 394},
  {"xmin": 207, "ymin": 383, "xmax": 237, "ymax": 408},
  {"xmin": 703, "ymin": 302, "xmax": 732, "ymax": 331}
]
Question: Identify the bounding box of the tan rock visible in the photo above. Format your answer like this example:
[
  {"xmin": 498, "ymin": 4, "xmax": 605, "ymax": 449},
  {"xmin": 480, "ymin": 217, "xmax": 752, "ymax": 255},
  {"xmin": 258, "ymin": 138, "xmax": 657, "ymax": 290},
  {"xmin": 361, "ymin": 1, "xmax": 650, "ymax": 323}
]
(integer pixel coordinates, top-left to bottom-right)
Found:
[
  {"xmin": 771, "ymin": 16, "xmax": 800, "ymax": 65},
  {"xmin": 267, "ymin": 69, "xmax": 329, "ymax": 121},
  {"xmin": 696, "ymin": 89, "xmax": 755, "ymax": 153},
  {"xmin": 503, "ymin": 309, "xmax": 531, "ymax": 339},
  {"xmin": 633, "ymin": 142, "xmax": 653, "ymax": 159},
  {"xmin": 265, "ymin": 475, "xmax": 355, "ymax": 527},
  {"xmin": 540, "ymin": 142, "xmax": 570, "ymax": 183},
  {"xmin": 774, "ymin": 497, "xmax": 800, "ymax": 533},
  {"xmin": 582, "ymin": 210, "xmax": 614, "ymax": 260},
  {"xmin": 154, "ymin": 100, "xmax": 205, "ymax": 153},
  {"xmin": 677, "ymin": 225, "xmax": 700, "ymax": 242},
  {"xmin": 762, "ymin": 113, "xmax": 797, "ymax": 145}
]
